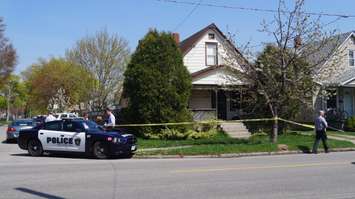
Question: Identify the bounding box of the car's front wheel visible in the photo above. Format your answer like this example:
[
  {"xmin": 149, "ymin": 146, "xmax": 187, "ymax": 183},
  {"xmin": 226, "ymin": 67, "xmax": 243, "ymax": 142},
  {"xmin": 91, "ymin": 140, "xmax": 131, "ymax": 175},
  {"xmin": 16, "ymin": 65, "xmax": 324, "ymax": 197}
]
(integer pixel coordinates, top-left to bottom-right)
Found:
[
  {"xmin": 93, "ymin": 141, "xmax": 108, "ymax": 159},
  {"xmin": 27, "ymin": 139, "xmax": 43, "ymax": 157}
]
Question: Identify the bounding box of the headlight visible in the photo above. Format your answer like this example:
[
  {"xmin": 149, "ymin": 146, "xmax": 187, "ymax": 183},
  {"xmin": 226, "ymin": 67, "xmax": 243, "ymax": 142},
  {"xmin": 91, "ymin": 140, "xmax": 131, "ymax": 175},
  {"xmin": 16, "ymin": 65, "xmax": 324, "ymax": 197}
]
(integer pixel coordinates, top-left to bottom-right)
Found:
[{"xmin": 112, "ymin": 137, "xmax": 122, "ymax": 144}]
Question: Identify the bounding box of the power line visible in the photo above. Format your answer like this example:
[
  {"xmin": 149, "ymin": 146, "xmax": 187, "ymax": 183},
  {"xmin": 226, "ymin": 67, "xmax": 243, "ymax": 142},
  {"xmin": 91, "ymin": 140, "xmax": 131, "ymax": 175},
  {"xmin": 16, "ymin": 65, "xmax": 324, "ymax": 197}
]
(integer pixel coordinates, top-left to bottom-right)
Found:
[
  {"xmin": 173, "ymin": 0, "xmax": 203, "ymax": 31},
  {"xmin": 155, "ymin": 0, "xmax": 355, "ymax": 18}
]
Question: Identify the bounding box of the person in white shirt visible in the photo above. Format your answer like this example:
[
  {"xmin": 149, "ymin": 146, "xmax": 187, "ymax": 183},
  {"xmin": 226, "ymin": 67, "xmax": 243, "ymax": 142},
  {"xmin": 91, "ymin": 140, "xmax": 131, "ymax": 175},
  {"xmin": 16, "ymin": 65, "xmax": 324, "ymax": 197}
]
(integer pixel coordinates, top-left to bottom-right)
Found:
[
  {"xmin": 105, "ymin": 108, "xmax": 116, "ymax": 127},
  {"xmin": 45, "ymin": 112, "xmax": 57, "ymax": 123}
]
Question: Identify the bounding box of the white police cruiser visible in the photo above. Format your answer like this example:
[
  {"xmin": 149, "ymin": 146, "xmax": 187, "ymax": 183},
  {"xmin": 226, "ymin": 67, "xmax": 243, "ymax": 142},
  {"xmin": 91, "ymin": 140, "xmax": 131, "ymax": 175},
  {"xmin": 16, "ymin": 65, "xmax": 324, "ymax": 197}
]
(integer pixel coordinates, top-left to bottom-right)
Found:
[{"xmin": 17, "ymin": 118, "xmax": 137, "ymax": 159}]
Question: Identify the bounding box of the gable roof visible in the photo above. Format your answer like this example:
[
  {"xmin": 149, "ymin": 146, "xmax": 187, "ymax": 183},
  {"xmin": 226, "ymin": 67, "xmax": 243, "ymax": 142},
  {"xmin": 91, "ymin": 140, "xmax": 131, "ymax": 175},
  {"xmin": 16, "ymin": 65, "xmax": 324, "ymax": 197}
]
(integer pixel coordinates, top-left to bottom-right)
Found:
[
  {"xmin": 179, "ymin": 23, "xmax": 250, "ymax": 77},
  {"xmin": 311, "ymin": 31, "xmax": 355, "ymax": 75}
]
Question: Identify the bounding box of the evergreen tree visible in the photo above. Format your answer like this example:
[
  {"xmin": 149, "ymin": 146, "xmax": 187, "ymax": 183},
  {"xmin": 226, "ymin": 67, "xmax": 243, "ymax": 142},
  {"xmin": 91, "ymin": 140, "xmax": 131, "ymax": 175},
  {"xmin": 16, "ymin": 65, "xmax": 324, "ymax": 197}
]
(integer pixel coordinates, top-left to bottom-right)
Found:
[{"xmin": 123, "ymin": 30, "xmax": 192, "ymax": 136}]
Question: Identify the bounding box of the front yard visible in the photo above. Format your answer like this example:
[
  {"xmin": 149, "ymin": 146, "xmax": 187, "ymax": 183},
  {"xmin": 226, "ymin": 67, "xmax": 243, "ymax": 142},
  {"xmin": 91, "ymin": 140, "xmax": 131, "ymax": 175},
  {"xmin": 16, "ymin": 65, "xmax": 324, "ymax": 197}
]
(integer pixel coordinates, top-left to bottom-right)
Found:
[{"xmin": 136, "ymin": 131, "xmax": 355, "ymax": 156}]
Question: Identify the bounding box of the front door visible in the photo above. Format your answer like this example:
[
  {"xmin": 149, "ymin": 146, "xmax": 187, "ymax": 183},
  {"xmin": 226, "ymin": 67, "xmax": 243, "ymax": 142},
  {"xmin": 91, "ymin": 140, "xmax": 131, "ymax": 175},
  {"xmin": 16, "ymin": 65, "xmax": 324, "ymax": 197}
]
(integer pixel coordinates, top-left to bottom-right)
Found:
[
  {"xmin": 217, "ymin": 90, "xmax": 227, "ymax": 120},
  {"xmin": 343, "ymin": 88, "xmax": 354, "ymax": 116}
]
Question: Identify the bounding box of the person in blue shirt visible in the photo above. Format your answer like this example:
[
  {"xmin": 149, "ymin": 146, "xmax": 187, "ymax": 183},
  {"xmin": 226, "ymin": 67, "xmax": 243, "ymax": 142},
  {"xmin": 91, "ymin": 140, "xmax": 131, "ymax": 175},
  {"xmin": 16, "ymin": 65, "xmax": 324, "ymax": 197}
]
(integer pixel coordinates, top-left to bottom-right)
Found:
[
  {"xmin": 104, "ymin": 108, "xmax": 116, "ymax": 127},
  {"xmin": 312, "ymin": 110, "xmax": 329, "ymax": 154}
]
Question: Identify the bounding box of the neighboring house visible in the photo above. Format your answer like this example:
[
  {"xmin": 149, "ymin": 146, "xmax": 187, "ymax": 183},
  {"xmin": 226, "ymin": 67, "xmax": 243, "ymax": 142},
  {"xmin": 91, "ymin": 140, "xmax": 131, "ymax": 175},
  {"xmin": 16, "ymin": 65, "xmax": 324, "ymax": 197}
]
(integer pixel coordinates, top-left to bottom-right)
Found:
[
  {"xmin": 313, "ymin": 31, "xmax": 355, "ymax": 119},
  {"xmin": 176, "ymin": 23, "xmax": 250, "ymax": 120}
]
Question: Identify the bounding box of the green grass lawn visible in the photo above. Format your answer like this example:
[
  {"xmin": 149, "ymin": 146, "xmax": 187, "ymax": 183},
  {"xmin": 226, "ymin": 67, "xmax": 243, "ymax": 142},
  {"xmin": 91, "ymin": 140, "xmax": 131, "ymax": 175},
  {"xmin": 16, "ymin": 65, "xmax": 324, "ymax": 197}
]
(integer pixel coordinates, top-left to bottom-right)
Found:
[
  {"xmin": 294, "ymin": 130, "xmax": 355, "ymax": 137},
  {"xmin": 136, "ymin": 132, "xmax": 355, "ymax": 156},
  {"xmin": 0, "ymin": 120, "xmax": 10, "ymax": 126}
]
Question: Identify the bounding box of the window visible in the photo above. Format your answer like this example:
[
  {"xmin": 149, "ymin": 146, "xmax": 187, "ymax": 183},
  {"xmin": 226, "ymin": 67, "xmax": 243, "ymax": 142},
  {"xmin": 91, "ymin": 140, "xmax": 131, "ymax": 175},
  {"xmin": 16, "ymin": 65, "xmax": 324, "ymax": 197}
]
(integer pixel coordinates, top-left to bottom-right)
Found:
[
  {"xmin": 230, "ymin": 91, "xmax": 241, "ymax": 111},
  {"xmin": 208, "ymin": 33, "xmax": 215, "ymax": 40},
  {"xmin": 206, "ymin": 43, "xmax": 218, "ymax": 66},
  {"xmin": 63, "ymin": 121, "xmax": 84, "ymax": 132},
  {"xmin": 349, "ymin": 50, "xmax": 355, "ymax": 66},
  {"xmin": 44, "ymin": 121, "xmax": 62, "ymax": 131}
]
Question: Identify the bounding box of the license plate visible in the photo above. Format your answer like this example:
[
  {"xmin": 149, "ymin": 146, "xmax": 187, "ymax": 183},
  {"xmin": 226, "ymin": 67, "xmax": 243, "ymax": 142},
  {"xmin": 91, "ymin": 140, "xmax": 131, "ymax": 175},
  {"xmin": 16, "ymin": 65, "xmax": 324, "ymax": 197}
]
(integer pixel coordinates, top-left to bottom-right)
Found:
[{"xmin": 131, "ymin": 145, "xmax": 136, "ymax": 151}]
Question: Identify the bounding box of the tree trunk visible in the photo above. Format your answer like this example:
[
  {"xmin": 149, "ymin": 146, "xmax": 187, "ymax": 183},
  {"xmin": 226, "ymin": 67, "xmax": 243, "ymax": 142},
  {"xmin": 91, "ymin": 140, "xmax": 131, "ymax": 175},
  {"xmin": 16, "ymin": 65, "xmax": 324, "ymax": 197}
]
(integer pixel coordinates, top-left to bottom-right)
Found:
[
  {"xmin": 272, "ymin": 115, "xmax": 278, "ymax": 143},
  {"xmin": 6, "ymin": 86, "xmax": 11, "ymax": 122}
]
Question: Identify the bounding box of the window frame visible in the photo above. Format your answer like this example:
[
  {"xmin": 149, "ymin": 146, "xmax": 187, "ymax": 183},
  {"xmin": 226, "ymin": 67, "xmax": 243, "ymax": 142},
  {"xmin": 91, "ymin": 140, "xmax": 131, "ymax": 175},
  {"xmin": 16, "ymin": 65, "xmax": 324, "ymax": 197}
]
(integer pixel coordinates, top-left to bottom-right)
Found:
[
  {"xmin": 44, "ymin": 121, "xmax": 63, "ymax": 131},
  {"xmin": 349, "ymin": 50, "xmax": 355, "ymax": 67},
  {"xmin": 205, "ymin": 42, "xmax": 218, "ymax": 66},
  {"xmin": 208, "ymin": 33, "xmax": 215, "ymax": 40}
]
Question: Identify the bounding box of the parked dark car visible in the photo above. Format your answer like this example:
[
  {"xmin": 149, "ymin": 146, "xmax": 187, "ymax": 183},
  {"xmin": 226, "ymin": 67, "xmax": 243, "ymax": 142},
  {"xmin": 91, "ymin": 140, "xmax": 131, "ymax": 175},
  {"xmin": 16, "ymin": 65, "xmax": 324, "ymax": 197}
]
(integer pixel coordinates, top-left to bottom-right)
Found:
[
  {"xmin": 6, "ymin": 119, "xmax": 35, "ymax": 142},
  {"xmin": 17, "ymin": 118, "xmax": 137, "ymax": 159}
]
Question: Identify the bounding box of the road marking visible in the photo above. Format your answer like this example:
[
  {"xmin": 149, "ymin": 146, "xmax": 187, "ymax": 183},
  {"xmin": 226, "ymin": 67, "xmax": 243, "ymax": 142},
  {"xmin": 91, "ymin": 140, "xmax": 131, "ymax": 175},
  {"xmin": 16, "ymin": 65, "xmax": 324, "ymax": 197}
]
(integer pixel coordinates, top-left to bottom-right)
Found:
[{"xmin": 172, "ymin": 162, "xmax": 350, "ymax": 173}]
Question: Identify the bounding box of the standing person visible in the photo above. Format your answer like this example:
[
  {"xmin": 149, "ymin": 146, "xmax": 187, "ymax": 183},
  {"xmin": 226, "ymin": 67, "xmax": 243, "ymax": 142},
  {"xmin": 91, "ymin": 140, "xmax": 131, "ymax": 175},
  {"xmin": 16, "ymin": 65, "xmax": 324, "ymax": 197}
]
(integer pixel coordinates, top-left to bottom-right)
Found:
[
  {"xmin": 83, "ymin": 112, "xmax": 89, "ymax": 121},
  {"xmin": 312, "ymin": 110, "xmax": 329, "ymax": 154},
  {"xmin": 105, "ymin": 108, "xmax": 116, "ymax": 127},
  {"xmin": 45, "ymin": 112, "xmax": 57, "ymax": 123}
]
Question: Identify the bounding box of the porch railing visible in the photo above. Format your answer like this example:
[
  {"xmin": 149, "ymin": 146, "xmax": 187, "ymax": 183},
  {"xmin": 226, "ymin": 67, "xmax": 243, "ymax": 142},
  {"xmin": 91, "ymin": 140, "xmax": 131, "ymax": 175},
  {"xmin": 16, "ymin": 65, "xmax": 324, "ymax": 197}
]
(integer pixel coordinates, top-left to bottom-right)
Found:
[{"xmin": 191, "ymin": 109, "xmax": 217, "ymax": 121}]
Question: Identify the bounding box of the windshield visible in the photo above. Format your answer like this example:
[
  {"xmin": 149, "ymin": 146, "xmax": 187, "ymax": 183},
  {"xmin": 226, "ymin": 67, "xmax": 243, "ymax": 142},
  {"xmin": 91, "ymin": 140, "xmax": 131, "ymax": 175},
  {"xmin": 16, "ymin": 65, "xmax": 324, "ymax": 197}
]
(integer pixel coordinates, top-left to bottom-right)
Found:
[
  {"xmin": 83, "ymin": 120, "xmax": 104, "ymax": 131},
  {"xmin": 12, "ymin": 120, "xmax": 34, "ymax": 126}
]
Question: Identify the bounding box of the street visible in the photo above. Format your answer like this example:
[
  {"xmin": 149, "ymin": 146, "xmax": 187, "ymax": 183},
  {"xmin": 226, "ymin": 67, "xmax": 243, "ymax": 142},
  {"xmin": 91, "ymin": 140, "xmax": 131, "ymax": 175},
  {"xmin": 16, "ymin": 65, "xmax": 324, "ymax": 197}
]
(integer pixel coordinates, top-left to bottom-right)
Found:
[{"xmin": 1, "ymin": 126, "xmax": 355, "ymax": 199}]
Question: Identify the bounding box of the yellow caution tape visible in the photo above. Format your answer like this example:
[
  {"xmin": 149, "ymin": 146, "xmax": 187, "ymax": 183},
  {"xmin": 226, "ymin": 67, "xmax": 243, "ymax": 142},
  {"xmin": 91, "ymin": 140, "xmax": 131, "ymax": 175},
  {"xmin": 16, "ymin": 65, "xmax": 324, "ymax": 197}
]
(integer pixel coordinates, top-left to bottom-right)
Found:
[
  {"xmin": 112, "ymin": 118, "xmax": 276, "ymax": 128},
  {"xmin": 278, "ymin": 118, "xmax": 315, "ymax": 129}
]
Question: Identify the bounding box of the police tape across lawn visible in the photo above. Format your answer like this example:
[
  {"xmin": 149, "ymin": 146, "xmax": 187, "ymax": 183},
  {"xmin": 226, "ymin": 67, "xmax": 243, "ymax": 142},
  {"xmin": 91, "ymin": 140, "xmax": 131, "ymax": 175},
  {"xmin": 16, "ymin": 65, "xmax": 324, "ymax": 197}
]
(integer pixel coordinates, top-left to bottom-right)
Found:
[{"xmin": 111, "ymin": 117, "xmax": 342, "ymax": 132}]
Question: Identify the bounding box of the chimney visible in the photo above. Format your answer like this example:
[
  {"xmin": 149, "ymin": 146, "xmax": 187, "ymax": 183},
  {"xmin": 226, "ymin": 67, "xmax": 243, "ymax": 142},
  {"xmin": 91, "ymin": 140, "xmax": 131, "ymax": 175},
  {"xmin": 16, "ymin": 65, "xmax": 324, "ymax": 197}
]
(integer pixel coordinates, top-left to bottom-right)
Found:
[
  {"xmin": 294, "ymin": 35, "xmax": 302, "ymax": 49},
  {"xmin": 172, "ymin": 33, "xmax": 180, "ymax": 44}
]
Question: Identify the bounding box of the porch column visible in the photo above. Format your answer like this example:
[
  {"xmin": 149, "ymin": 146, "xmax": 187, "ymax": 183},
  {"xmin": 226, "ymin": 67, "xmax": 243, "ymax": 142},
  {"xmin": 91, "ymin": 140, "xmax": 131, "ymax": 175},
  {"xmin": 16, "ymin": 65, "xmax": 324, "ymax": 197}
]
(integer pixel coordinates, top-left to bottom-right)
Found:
[{"xmin": 215, "ymin": 88, "xmax": 218, "ymax": 119}]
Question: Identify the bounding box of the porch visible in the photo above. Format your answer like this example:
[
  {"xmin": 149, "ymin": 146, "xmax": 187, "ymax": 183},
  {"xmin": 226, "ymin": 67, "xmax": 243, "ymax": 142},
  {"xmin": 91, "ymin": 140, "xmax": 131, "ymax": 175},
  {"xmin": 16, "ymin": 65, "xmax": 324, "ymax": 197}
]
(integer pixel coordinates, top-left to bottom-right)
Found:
[{"xmin": 189, "ymin": 85, "xmax": 252, "ymax": 121}]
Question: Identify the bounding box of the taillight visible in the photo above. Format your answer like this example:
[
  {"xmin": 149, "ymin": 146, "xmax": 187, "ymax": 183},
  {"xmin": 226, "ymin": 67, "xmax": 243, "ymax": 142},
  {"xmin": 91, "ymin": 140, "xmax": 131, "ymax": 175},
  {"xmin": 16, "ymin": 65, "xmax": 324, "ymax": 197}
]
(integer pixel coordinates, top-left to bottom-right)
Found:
[
  {"xmin": 107, "ymin": 137, "xmax": 113, "ymax": 142},
  {"xmin": 7, "ymin": 127, "xmax": 16, "ymax": 133}
]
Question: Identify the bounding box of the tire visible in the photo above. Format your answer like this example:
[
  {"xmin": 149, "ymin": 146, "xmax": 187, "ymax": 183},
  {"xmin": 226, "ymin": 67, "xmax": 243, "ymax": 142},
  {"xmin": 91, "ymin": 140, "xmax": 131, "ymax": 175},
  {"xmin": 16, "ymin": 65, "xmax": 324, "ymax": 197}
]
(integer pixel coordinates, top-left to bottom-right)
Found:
[
  {"xmin": 27, "ymin": 139, "xmax": 43, "ymax": 157},
  {"xmin": 121, "ymin": 153, "xmax": 134, "ymax": 159},
  {"xmin": 93, "ymin": 141, "xmax": 108, "ymax": 159}
]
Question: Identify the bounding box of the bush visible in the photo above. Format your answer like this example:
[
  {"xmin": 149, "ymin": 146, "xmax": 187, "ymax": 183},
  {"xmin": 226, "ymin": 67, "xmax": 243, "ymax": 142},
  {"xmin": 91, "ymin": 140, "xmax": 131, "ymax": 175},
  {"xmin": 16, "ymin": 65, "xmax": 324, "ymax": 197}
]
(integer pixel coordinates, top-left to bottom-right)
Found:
[
  {"xmin": 187, "ymin": 129, "xmax": 218, "ymax": 140},
  {"xmin": 146, "ymin": 128, "xmax": 188, "ymax": 140},
  {"xmin": 122, "ymin": 29, "xmax": 192, "ymax": 136},
  {"xmin": 345, "ymin": 117, "xmax": 355, "ymax": 131},
  {"xmin": 194, "ymin": 120, "xmax": 218, "ymax": 132}
]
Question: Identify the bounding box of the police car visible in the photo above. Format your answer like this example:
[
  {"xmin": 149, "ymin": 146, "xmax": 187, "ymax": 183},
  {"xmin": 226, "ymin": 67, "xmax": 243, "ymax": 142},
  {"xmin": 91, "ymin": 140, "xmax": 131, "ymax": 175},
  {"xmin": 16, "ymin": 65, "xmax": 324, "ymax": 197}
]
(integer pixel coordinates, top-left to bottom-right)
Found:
[{"xmin": 17, "ymin": 119, "xmax": 137, "ymax": 159}]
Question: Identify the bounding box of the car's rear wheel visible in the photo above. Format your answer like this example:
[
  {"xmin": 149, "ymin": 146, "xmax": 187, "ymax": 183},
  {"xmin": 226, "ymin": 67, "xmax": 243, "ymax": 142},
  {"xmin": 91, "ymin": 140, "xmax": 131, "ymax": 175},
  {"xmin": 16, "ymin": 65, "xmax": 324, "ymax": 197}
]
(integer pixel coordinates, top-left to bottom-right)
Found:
[
  {"xmin": 93, "ymin": 141, "xmax": 108, "ymax": 159},
  {"xmin": 28, "ymin": 139, "xmax": 43, "ymax": 157}
]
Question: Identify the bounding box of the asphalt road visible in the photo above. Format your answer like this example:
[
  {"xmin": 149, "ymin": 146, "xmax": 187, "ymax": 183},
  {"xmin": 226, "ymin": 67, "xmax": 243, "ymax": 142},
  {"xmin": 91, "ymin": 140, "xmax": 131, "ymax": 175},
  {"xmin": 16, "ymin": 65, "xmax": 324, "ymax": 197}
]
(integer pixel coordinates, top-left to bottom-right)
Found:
[{"xmin": 1, "ymin": 126, "xmax": 355, "ymax": 199}]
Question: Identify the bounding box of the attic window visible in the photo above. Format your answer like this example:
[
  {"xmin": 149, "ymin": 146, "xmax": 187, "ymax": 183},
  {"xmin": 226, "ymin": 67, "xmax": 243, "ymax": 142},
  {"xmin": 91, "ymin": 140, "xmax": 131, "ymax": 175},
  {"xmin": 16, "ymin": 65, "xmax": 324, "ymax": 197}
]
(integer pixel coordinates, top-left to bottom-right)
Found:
[
  {"xmin": 206, "ymin": 43, "xmax": 218, "ymax": 66},
  {"xmin": 349, "ymin": 50, "xmax": 355, "ymax": 66},
  {"xmin": 208, "ymin": 33, "xmax": 215, "ymax": 40}
]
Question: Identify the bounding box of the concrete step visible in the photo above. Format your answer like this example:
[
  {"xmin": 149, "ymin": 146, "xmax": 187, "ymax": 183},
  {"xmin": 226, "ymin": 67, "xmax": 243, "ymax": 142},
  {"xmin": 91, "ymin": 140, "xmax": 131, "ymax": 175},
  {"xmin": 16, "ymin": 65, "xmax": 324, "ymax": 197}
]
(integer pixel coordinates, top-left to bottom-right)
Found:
[{"xmin": 221, "ymin": 122, "xmax": 251, "ymax": 139}]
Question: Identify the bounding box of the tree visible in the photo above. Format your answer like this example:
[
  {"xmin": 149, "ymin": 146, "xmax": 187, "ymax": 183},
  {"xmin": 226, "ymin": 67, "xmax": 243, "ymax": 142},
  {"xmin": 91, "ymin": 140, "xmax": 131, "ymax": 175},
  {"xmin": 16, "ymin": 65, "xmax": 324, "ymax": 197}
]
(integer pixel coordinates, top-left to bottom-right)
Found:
[
  {"xmin": 0, "ymin": 75, "xmax": 28, "ymax": 121},
  {"xmin": 0, "ymin": 17, "xmax": 17, "ymax": 88},
  {"xmin": 66, "ymin": 30, "xmax": 130, "ymax": 110},
  {"xmin": 123, "ymin": 30, "xmax": 192, "ymax": 135},
  {"xmin": 225, "ymin": 0, "xmax": 342, "ymax": 142},
  {"xmin": 23, "ymin": 58, "xmax": 96, "ymax": 114}
]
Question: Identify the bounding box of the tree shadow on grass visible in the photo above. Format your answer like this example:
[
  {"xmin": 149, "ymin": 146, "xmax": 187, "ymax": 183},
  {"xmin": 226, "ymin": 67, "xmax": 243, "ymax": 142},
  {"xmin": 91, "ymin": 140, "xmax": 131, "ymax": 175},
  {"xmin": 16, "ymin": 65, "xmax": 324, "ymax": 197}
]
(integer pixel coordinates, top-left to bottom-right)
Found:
[{"xmin": 297, "ymin": 145, "xmax": 311, "ymax": 153}]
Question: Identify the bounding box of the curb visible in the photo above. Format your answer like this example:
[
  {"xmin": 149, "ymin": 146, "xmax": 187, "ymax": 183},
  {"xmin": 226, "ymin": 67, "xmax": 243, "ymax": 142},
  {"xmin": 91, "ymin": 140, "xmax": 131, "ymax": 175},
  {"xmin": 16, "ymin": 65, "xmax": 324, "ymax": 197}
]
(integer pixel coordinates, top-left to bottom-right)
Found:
[{"xmin": 133, "ymin": 147, "xmax": 355, "ymax": 159}]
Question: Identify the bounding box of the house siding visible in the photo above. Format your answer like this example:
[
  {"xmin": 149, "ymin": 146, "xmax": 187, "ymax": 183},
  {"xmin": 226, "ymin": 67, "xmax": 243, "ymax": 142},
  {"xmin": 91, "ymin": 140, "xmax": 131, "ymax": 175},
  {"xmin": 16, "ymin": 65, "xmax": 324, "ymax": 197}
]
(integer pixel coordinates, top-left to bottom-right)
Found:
[{"xmin": 183, "ymin": 30, "xmax": 227, "ymax": 74}]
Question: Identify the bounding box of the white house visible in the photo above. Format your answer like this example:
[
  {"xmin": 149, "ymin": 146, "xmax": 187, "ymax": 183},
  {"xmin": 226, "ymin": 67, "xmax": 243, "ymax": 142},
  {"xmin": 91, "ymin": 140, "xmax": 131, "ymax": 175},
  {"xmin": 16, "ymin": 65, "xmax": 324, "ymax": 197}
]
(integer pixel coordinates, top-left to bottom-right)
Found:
[
  {"xmin": 314, "ymin": 31, "xmax": 355, "ymax": 119},
  {"xmin": 176, "ymin": 23, "xmax": 250, "ymax": 120}
]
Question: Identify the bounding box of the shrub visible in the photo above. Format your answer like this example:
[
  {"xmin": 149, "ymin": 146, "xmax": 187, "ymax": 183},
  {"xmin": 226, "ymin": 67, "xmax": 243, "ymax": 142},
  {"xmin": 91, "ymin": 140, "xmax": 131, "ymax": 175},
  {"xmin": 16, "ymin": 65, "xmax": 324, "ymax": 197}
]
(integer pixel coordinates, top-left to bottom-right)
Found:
[
  {"xmin": 345, "ymin": 117, "xmax": 355, "ymax": 131},
  {"xmin": 194, "ymin": 120, "xmax": 218, "ymax": 132},
  {"xmin": 123, "ymin": 29, "xmax": 192, "ymax": 136},
  {"xmin": 147, "ymin": 128, "xmax": 188, "ymax": 140},
  {"xmin": 187, "ymin": 129, "xmax": 218, "ymax": 140}
]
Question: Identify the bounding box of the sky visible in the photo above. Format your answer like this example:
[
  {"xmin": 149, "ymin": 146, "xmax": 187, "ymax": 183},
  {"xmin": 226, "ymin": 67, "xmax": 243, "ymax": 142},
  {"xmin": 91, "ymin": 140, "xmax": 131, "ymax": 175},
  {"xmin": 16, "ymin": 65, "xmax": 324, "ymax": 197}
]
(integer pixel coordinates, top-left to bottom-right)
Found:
[{"xmin": 1, "ymin": 0, "xmax": 355, "ymax": 73}]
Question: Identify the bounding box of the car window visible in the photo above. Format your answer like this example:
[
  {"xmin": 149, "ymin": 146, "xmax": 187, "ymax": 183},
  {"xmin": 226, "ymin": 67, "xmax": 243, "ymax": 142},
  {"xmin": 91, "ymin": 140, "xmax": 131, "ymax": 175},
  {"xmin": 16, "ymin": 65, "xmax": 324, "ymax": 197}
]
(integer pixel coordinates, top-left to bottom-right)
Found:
[
  {"xmin": 62, "ymin": 114, "xmax": 67, "ymax": 118},
  {"xmin": 63, "ymin": 121, "xmax": 75, "ymax": 132},
  {"xmin": 69, "ymin": 114, "xmax": 76, "ymax": 118},
  {"xmin": 63, "ymin": 121, "xmax": 84, "ymax": 132},
  {"xmin": 44, "ymin": 121, "xmax": 62, "ymax": 131},
  {"xmin": 13, "ymin": 120, "xmax": 33, "ymax": 126}
]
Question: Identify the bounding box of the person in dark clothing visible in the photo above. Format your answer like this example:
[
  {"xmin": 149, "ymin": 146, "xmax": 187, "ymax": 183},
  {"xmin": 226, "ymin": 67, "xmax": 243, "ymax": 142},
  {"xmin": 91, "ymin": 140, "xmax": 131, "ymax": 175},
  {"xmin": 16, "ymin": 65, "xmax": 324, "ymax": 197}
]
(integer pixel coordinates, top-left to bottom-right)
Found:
[{"xmin": 312, "ymin": 110, "xmax": 329, "ymax": 154}]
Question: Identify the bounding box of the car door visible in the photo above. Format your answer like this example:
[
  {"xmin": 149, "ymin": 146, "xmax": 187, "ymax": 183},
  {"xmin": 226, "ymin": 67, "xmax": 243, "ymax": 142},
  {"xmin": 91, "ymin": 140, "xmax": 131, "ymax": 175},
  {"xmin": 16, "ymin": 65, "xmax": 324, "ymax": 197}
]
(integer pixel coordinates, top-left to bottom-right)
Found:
[
  {"xmin": 38, "ymin": 121, "xmax": 66, "ymax": 151},
  {"xmin": 62, "ymin": 121, "xmax": 86, "ymax": 152}
]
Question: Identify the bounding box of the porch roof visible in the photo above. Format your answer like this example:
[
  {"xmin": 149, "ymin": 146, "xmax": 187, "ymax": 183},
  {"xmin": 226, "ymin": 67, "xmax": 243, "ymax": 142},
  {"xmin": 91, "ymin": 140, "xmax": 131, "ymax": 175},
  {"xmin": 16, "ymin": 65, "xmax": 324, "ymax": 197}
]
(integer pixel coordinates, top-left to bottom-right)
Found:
[{"xmin": 323, "ymin": 68, "xmax": 355, "ymax": 87}]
